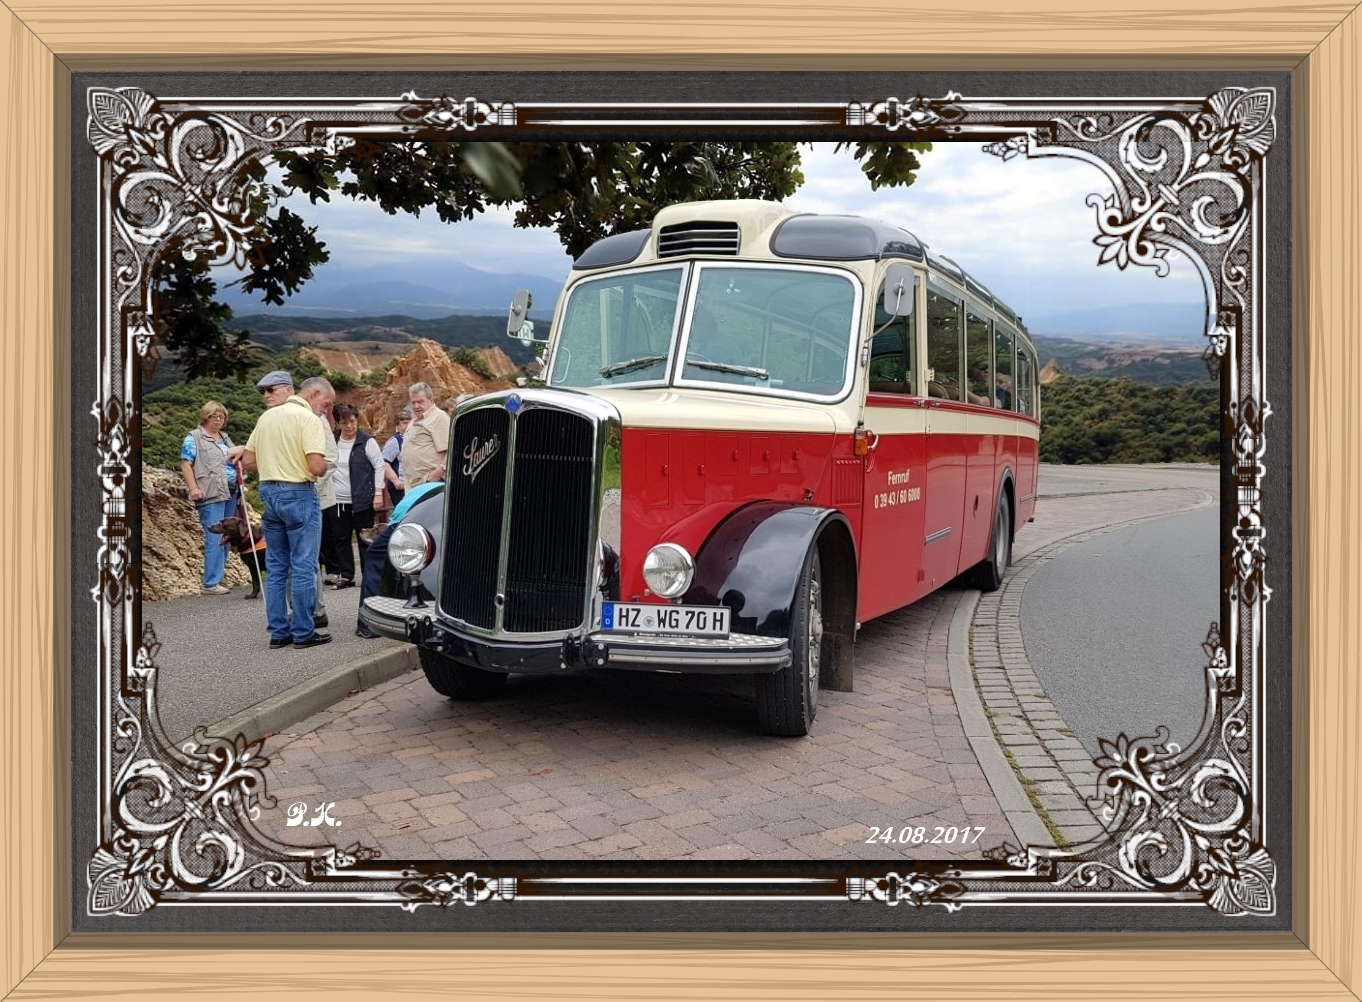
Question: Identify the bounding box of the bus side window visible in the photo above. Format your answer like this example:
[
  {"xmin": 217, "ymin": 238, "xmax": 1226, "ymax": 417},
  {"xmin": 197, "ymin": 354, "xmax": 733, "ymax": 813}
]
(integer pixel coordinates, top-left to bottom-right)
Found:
[
  {"xmin": 965, "ymin": 305, "xmax": 992, "ymax": 407},
  {"xmin": 867, "ymin": 284, "xmax": 917, "ymax": 394},
  {"xmin": 926, "ymin": 288, "xmax": 963, "ymax": 401},
  {"xmin": 995, "ymin": 324, "xmax": 1015, "ymax": 411},
  {"xmin": 1016, "ymin": 345, "xmax": 1035, "ymax": 416}
]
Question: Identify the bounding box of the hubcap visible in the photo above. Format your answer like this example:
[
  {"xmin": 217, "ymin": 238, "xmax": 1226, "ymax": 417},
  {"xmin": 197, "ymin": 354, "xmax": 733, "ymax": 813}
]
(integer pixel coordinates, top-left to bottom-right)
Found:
[{"xmin": 808, "ymin": 567, "xmax": 823, "ymax": 702}]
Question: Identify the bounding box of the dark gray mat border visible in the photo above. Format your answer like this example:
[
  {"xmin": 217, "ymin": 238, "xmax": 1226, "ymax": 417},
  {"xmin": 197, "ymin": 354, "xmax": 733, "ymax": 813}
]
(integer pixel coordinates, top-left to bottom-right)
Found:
[{"xmin": 70, "ymin": 68, "xmax": 1292, "ymax": 933}]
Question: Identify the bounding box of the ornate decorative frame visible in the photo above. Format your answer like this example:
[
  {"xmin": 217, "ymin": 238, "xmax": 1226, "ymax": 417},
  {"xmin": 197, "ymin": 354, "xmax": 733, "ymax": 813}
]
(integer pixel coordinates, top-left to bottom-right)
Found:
[{"xmin": 86, "ymin": 86, "xmax": 1277, "ymax": 918}]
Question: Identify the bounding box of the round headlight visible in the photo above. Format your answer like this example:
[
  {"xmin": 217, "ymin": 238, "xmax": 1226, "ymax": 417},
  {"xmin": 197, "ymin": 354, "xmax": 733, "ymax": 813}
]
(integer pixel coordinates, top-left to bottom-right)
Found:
[
  {"xmin": 642, "ymin": 543, "xmax": 694, "ymax": 599},
  {"xmin": 388, "ymin": 524, "xmax": 435, "ymax": 575}
]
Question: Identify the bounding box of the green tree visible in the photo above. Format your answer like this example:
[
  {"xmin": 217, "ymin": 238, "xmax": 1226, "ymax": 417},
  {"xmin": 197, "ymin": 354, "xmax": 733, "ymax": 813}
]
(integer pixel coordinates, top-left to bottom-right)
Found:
[
  {"xmin": 152, "ymin": 255, "xmax": 258, "ymax": 380},
  {"xmin": 161, "ymin": 141, "xmax": 931, "ymax": 377},
  {"xmin": 448, "ymin": 346, "xmax": 494, "ymax": 380},
  {"xmin": 1038, "ymin": 375, "xmax": 1219, "ymax": 465}
]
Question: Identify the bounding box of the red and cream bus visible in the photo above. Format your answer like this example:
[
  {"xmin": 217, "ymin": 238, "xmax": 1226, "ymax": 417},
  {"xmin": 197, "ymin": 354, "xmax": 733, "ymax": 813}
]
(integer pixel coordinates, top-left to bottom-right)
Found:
[{"xmin": 360, "ymin": 199, "xmax": 1041, "ymax": 736}]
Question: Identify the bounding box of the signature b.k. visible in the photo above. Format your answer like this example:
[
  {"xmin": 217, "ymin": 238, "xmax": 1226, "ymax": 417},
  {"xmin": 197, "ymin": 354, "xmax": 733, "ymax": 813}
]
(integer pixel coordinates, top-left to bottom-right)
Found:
[{"xmin": 286, "ymin": 802, "xmax": 341, "ymax": 827}]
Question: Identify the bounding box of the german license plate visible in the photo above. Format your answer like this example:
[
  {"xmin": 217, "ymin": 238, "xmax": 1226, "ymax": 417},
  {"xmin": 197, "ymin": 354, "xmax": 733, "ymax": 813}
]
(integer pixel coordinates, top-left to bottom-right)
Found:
[{"xmin": 602, "ymin": 602, "xmax": 730, "ymax": 637}]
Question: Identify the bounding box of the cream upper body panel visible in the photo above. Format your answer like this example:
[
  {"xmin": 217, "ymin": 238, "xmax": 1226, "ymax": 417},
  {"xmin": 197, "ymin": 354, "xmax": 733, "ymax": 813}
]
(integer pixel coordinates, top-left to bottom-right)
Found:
[
  {"xmin": 577, "ymin": 385, "xmax": 846, "ymax": 435},
  {"xmin": 539, "ymin": 198, "xmax": 1038, "ymax": 437}
]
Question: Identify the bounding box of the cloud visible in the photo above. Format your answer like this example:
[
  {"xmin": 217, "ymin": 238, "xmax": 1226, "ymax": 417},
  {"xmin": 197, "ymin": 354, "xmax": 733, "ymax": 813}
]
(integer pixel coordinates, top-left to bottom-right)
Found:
[
  {"xmin": 235, "ymin": 143, "xmax": 1204, "ymax": 317},
  {"xmin": 787, "ymin": 143, "xmax": 1201, "ymax": 317}
]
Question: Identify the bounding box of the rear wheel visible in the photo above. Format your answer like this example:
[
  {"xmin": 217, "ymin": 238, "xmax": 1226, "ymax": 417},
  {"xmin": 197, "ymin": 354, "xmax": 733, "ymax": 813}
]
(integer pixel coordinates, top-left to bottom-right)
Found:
[
  {"xmin": 971, "ymin": 491, "xmax": 1012, "ymax": 592},
  {"xmin": 418, "ymin": 646, "xmax": 507, "ymax": 700},
  {"xmin": 756, "ymin": 545, "xmax": 823, "ymax": 736}
]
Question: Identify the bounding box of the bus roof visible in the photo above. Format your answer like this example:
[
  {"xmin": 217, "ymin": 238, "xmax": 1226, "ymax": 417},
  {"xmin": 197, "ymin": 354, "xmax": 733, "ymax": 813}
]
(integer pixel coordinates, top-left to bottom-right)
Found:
[{"xmin": 573, "ymin": 200, "xmax": 1030, "ymax": 334}]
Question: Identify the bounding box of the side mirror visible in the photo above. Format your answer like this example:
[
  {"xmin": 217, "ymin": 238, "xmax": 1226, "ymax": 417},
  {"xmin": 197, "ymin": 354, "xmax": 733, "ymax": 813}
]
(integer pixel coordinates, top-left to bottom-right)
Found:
[
  {"xmin": 882, "ymin": 264, "xmax": 915, "ymax": 318},
  {"xmin": 507, "ymin": 289, "xmax": 546, "ymax": 343}
]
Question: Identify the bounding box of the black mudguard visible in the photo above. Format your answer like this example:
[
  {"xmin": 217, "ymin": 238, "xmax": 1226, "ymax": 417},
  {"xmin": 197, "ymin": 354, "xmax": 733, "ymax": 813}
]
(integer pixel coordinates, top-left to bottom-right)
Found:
[{"xmin": 684, "ymin": 501, "xmax": 856, "ymax": 647}]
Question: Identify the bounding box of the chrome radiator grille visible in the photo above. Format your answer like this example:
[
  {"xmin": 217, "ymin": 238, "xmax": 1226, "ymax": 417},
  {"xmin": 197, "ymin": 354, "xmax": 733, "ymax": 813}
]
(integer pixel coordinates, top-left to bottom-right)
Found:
[
  {"xmin": 503, "ymin": 409, "xmax": 596, "ymax": 633},
  {"xmin": 440, "ymin": 402, "xmax": 597, "ymax": 635},
  {"xmin": 439, "ymin": 406, "xmax": 509, "ymax": 630}
]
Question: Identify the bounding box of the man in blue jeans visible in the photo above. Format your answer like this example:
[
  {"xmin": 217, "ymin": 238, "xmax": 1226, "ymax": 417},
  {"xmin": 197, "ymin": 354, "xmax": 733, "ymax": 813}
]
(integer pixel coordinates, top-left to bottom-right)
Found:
[
  {"xmin": 242, "ymin": 377, "xmax": 334, "ymax": 649},
  {"xmin": 354, "ymin": 480, "xmax": 441, "ymax": 638}
]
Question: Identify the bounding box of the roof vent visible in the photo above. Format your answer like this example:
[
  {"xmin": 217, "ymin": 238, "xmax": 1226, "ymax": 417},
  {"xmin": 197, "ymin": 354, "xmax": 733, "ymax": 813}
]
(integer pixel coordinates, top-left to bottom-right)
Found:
[{"xmin": 657, "ymin": 221, "xmax": 740, "ymax": 257}]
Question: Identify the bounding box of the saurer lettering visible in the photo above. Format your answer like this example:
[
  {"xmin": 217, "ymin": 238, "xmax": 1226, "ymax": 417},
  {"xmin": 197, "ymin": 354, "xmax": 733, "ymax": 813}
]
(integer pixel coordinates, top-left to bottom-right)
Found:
[{"xmin": 462, "ymin": 434, "xmax": 501, "ymax": 484}]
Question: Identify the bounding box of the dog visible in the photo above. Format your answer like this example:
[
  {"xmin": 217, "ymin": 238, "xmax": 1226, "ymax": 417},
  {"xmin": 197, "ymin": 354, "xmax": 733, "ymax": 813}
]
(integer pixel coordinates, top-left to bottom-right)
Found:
[{"xmin": 207, "ymin": 515, "xmax": 267, "ymax": 599}]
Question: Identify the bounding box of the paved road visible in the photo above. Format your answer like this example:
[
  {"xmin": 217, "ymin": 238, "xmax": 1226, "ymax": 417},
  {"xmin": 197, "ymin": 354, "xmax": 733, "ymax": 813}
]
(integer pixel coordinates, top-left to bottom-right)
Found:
[
  {"xmin": 145, "ymin": 462, "xmax": 1219, "ymax": 860},
  {"xmin": 965, "ymin": 465, "xmax": 1218, "ymax": 845},
  {"xmin": 248, "ymin": 465, "xmax": 1213, "ymax": 861},
  {"xmin": 148, "ymin": 579, "xmax": 396, "ymax": 743},
  {"xmin": 1036, "ymin": 463, "xmax": 1221, "ymax": 499},
  {"xmin": 260, "ymin": 584, "xmax": 1018, "ymax": 862},
  {"xmin": 1021, "ymin": 505, "xmax": 1219, "ymax": 757}
]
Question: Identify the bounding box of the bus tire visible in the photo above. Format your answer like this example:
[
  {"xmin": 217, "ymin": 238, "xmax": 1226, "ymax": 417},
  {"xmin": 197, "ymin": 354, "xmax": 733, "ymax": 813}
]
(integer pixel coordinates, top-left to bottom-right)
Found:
[
  {"xmin": 418, "ymin": 646, "xmax": 507, "ymax": 700},
  {"xmin": 972, "ymin": 491, "xmax": 1012, "ymax": 592},
  {"xmin": 755, "ymin": 545, "xmax": 823, "ymax": 736}
]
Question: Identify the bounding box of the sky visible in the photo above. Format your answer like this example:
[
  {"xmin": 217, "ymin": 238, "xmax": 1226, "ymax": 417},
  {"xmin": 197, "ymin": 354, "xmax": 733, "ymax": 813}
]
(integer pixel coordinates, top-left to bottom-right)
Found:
[{"xmin": 257, "ymin": 141, "xmax": 1205, "ymax": 322}]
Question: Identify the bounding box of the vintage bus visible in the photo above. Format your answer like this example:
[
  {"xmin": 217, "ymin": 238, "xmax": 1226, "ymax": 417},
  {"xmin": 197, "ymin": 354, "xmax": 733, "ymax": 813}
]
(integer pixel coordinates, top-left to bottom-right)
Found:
[{"xmin": 360, "ymin": 199, "xmax": 1041, "ymax": 736}]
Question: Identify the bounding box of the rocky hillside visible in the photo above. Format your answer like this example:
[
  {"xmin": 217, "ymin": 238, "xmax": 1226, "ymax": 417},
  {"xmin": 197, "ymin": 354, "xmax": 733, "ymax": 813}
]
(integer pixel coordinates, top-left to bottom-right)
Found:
[
  {"xmin": 1030, "ymin": 335, "xmax": 1210, "ymax": 386},
  {"xmin": 142, "ymin": 464, "xmax": 255, "ymax": 601},
  {"xmin": 143, "ymin": 338, "xmax": 517, "ymax": 599},
  {"xmin": 302, "ymin": 341, "xmax": 411, "ymax": 379},
  {"xmin": 350, "ymin": 339, "xmax": 515, "ymax": 440}
]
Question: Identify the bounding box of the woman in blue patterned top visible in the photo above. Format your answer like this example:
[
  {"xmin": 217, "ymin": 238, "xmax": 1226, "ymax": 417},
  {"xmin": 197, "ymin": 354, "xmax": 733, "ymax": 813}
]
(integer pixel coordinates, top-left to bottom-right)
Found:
[{"xmin": 179, "ymin": 400, "xmax": 244, "ymax": 595}]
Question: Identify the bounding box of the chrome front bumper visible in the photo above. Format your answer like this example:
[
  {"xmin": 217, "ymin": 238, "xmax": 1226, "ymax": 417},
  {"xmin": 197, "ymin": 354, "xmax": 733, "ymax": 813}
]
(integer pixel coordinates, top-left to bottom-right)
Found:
[{"xmin": 361, "ymin": 596, "xmax": 791, "ymax": 674}]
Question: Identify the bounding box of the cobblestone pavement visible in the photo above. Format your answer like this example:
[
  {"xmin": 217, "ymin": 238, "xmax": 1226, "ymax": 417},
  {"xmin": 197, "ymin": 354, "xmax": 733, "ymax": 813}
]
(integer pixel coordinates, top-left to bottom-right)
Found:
[
  {"xmin": 261, "ymin": 585, "xmax": 1011, "ymax": 861},
  {"xmin": 258, "ymin": 470, "xmax": 1215, "ymax": 862},
  {"xmin": 970, "ymin": 481, "xmax": 1218, "ymax": 849}
]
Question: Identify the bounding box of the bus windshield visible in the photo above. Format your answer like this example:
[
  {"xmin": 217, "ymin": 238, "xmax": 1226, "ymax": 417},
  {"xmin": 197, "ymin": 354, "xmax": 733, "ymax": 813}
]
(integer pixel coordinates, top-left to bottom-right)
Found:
[{"xmin": 547, "ymin": 263, "xmax": 860, "ymax": 399}]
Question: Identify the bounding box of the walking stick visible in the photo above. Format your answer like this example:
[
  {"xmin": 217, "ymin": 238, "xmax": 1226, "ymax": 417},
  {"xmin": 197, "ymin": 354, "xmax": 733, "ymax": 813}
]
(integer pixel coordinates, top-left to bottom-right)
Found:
[{"xmin": 234, "ymin": 462, "xmax": 267, "ymax": 618}]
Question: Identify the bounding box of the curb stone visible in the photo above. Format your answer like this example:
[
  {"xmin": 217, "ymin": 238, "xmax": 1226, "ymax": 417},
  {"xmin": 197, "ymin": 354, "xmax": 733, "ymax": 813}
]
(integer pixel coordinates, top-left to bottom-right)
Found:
[
  {"xmin": 967, "ymin": 486, "xmax": 1218, "ymax": 849},
  {"xmin": 189, "ymin": 645, "xmax": 420, "ymax": 747},
  {"xmin": 946, "ymin": 588, "xmax": 1058, "ymax": 851}
]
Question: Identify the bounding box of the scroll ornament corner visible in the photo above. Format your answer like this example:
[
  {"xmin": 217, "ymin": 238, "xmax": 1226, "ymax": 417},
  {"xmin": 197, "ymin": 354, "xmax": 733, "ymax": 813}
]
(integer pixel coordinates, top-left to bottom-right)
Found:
[
  {"xmin": 396, "ymin": 871, "xmax": 518, "ymax": 911},
  {"xmin": 847, "ymin": 871, "xmax": 965, "ymax": 910},
  {"xmin": 1088, "ymin": 722, "xmax": 1275, "ymax": 916}
]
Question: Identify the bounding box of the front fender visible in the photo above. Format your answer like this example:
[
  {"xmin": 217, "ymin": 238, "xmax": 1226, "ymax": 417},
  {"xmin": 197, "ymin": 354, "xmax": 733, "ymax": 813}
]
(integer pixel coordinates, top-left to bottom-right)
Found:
[
  {"xmin": 378, "ymin": 485, "xmax": 446, "ymax": 602},
  {"xmin": 684, "ymin": 502, "xmax": 854, "ymax": 640}
]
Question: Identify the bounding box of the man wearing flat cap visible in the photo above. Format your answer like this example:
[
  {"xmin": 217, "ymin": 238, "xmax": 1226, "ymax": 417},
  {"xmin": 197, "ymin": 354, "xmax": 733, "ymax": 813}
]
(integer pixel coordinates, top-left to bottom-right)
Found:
[
  {"xmin": 256, "ymin": 370, "xmax": 333, "ymax": 628},
  {"xmin": 242, "ymin": 371, "xmax": 333, "ymax": 648}
]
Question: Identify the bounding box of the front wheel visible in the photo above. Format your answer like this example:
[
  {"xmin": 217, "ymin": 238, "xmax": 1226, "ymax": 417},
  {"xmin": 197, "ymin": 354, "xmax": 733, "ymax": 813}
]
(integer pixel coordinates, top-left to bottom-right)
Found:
[
  {"xmin": 755, "ymin": 546, "xmax": 823, "ymax": 736},
  {"xmin": 418, "ymin": 646, "xmax": 508, "ymax": 700},
  {"xmin": 971, "ymin": 492, "xmax": 1012, "ymax": 592}
]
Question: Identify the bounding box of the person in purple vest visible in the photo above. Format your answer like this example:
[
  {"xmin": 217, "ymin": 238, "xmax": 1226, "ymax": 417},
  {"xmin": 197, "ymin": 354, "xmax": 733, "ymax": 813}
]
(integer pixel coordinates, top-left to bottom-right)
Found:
[{"xmin": 321, "ymin": 403, "xmax": 385, "ymax": 589}]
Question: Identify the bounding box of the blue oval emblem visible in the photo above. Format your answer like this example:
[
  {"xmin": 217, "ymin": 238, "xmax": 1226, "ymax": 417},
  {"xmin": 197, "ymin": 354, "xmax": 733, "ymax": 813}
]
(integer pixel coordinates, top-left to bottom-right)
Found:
[{"xmin": 504, "ymin": 393, "xmax": 523, "ymax": 414}]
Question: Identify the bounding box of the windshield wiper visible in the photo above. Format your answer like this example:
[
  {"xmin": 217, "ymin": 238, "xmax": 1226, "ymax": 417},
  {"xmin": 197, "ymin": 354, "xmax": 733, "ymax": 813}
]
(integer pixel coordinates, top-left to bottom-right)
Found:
[
  {"xmin": 599, "ymin": 354, "xmax": 668, "ymax": 378},
  {"xmin": 687, "ymin": 358, "xmax": 770, "ymax": 380}
]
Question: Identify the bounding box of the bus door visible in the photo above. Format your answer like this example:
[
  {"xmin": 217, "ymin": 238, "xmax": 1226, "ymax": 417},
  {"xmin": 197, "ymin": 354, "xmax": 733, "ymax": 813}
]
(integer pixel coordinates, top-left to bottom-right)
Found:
[
  {"xmin": 1014, "ymin": 341, "xmax": 1040, "ymax": 522},
  {"xmin": 919, "ymin": 285, "xmax": 968, "ymax": 598},
  {"xmin": 856, "ymin": 271, "xmax": 927, "ymax": 622},
  {"xmin": 958, "ymin": 303, "xmax": 1000, "ymax": 569}
]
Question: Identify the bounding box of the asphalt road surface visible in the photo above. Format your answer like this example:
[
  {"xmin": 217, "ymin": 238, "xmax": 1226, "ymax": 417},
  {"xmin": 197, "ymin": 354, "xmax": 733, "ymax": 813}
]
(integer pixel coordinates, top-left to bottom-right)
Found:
[
  {"xmin": 1021, "ymin": 492, "xmax": 1219, "ymax": 758},
  {"xmin": 149, "ymin": 580, "xmax": 395, "ymax": 744}
]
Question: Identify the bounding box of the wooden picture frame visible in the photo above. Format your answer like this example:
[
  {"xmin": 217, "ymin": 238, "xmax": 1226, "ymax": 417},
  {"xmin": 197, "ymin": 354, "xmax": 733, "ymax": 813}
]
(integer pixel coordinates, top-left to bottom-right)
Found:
[{"xmin": 3, "ymin": 4, "xmax": 1357, "ymax": 997}]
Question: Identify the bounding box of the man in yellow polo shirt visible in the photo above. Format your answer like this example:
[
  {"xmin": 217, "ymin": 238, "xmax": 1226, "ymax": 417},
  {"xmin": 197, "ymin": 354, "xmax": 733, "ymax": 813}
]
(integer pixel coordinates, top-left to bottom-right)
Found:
[{"xmin": 243, "ymin": 376, "xmax": 333, "ymax": 649}]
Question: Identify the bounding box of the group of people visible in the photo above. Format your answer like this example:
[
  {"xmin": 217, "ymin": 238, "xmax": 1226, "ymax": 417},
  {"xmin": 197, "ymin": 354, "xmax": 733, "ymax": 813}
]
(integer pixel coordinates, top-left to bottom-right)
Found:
[{"xmin": 181, "ymin": 373, "xmax": 459, "ymax": 649}]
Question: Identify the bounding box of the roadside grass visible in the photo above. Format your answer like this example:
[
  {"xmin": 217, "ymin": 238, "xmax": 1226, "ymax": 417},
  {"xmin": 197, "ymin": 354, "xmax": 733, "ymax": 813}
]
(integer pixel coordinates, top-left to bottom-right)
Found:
[{"xmin": 1002, "ymin": 747, "xmax": 1072, "ymax": 851}]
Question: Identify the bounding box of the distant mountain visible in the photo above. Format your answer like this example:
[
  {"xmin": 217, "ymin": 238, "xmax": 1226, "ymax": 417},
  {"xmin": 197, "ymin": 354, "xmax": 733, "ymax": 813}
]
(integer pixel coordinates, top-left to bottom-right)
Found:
[
  {"xmin": 1031, "ymin": 334, "xmax": 1213, "ymax": 386},
  {"xmin": 1023, "ymin": 302, "xmax": 1208, "ymax": 345},
  {"xmin": 217, "ymin": 260, "xmax": 567, "ymax": 321},
  {"xmin": 228, "ymin": 313, "xmax": 541, "ymax": 366}
]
